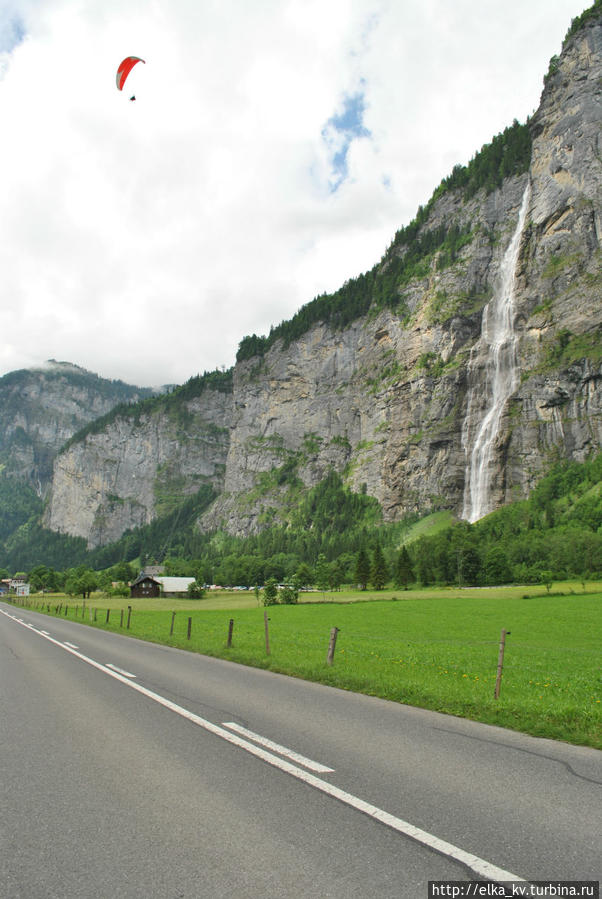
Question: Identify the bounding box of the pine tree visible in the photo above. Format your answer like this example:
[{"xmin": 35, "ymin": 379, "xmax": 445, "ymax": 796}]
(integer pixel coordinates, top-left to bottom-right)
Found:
[
  {"xmin": 395, "ymin": 546, "xmax": 414, "ymax": 589},
  {"xmin": 328, "ymin": 559, "xmax": 345, "ymax": 591},
  {"xmin": 371, "ymin": 543, "xmax": 388, "ymax": 590},
  {"xmin": 354, "ymin": 548, "xmax": 370, "ymax": 590},
  {"xmin": 315, "ymin": 554, "xmax": 330, "ymax": 591}
]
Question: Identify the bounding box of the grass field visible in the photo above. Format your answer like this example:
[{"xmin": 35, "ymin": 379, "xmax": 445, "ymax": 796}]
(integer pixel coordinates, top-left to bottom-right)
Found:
[{"xmin": 10, "ymin": 582, "xmax": 601, "ymax": 749}]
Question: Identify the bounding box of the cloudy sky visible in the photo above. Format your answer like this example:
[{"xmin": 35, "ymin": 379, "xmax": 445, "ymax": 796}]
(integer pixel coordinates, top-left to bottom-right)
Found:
[{"xmin": 0, "ymin": 0, "xmax": 589, "ymax": 387}]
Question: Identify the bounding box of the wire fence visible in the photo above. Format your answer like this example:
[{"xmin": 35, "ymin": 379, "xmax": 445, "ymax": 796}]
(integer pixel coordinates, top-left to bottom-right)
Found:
[{"xmin": 5, "ymin": 596, "xmax": 600, "ymax": 720}]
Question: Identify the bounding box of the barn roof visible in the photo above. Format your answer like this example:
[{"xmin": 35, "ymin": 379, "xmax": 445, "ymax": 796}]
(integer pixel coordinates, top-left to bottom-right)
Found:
[{"xmin": 155, "ymin": 576, "xmax": 195, "ymax": 593}]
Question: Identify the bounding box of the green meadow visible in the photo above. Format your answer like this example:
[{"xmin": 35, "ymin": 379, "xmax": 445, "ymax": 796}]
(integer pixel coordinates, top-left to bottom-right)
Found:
[{"xmin": 11, "ymin": 583, "xmax": 601, "ymax": 749}]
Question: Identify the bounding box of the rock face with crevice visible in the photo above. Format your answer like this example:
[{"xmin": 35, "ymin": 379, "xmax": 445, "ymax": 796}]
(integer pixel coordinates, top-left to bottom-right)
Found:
[{"xmin": 44, "ymin": 14, "xmax": 602, "ymax": 546}]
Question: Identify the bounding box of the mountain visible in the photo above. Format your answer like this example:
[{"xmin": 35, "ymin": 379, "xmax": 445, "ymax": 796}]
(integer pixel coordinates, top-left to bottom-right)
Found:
[
  {"xmin": 32, "ymin": 6, "xmax": 602, "ymax": 550},
  {"xmin": 43, "ymin": 370, "xmax": 232, "ymax": 547},
  {"xmin": 0, "ymin": 360, "xmax": 156, "ymax": 496}
]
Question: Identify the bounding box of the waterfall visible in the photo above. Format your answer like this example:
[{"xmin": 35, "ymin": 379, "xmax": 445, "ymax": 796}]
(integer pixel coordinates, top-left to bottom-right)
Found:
[{"xmin": 461, "ymin": 181, "xmax": 531, "ymax": 523}]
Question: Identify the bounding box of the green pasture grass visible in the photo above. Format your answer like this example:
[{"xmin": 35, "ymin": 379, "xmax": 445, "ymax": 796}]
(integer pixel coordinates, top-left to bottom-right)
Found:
[
  {"xmin": 401, "ymin": 510, "xmax": 454, "ymax": 543},
  {"xmin": 37, "ymin": 578, "xmax": 601, "ymax": 610},
  {"xmin": 14, "ymin": 586, "xmax": 601, "ymax": 748}
]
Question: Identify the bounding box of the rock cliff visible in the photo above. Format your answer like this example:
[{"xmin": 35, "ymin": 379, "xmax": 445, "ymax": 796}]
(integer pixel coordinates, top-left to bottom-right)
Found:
[
  {"xmin": 511, "ymin": 11, "xmax": 602, "ymax": 499},
  {"xmin": 44, "ymin": 10, "xmax": 602, "ymax": 547},
  {"xmin": 44, "ymin": 377, "xmax": 233, "ymax": 546},
  {"xmin": 0, "ymin": 361, "xmax": 154, "ymax": 495}
]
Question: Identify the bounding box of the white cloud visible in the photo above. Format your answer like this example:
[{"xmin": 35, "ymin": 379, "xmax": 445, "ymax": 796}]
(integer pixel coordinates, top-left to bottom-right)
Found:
[{"xmin": 0, "ymin": 0, "xmax": 589, "ymax": 386}]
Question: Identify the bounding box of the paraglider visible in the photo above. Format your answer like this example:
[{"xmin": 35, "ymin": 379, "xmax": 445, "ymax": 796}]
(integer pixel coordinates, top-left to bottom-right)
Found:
[{"xmin": 116, "ymin": 56, "xmax": 145, "ymax": 100}]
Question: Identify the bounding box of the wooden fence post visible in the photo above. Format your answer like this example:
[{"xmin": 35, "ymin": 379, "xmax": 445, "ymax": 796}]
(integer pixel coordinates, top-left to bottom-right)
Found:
[
  {"xmin": 264, "ymin": 611, "xmax": 270, "ymax": 655},
  {"xmin": 170, "ymin": 611, "xmax": 176, "ymax": 636},
  {"xmin": 187, "ymin": 617, "xmax": 192, "ymax": 640},
  {"xmin": 494, "ymin": 629, "xmax": 510, "ymax": 699},
  {"xmin": 326, "ymin": 627, "xmax": 339, "ymax": 665},
  {"xmin": 227, "ymin": 618, "xmax": 234, "ymax": 648},
  {"xmin": 106, "ymin": 609, "xmax": 110, "ymax": 624},
  {"xmin": 127, "ymin": 606, "xmax": 132, "ymax": 630}
]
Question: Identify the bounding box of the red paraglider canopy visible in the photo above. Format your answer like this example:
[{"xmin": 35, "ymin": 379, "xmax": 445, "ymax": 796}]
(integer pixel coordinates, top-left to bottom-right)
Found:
[{"xmin": 116, "ymin": 56, "xmax": 145, "ymax": 91}]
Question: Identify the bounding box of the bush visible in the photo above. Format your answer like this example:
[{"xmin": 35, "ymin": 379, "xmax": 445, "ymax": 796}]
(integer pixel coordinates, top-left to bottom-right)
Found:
[
  {"xmin": 280, "ymin": 584, "xmax": 299, "ymax": 604},
  {"xmin": 262, "ymin": 578, "xmax": 279, "ymax": 606},
  {"xmin": 187, "ymin": 580, "xmax": 205, "ymax": 599}
]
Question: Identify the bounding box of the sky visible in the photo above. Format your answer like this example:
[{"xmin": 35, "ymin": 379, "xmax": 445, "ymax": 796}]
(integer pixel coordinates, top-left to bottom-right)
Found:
[{"xmin": 0, "ymin": 0, "xmax": 590, "ymax": 388}]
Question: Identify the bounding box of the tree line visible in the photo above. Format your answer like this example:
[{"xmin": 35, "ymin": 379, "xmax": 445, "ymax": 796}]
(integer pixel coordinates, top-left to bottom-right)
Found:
[
  {"xmin": 60, "ymin": 368, "xmax": 233, "ymax": 454},
  {"xmin": 2, "ymin": 456, "xmax": 601, "ymax": 596},
  {"xmin": 236, "ymin": 219, "xmax": 475, "ymax": 364}
]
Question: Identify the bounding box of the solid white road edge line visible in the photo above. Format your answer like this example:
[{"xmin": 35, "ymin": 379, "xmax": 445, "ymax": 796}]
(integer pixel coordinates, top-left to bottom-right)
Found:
[
  {"xmin": 64, "ymin": 642, "xmax": 79, "ymax": 649},
  {"xmin": 1, "ymin": 608, "xmax": 527, "ymax": 885},
  {"xmin": 222, "ymin": 721, "xmax": 335, "ymax": 773}
]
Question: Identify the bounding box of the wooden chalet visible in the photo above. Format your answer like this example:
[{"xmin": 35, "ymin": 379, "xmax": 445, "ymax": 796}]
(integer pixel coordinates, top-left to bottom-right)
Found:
[{"xmin": 130, "ymin": 574, "xmax": 161, "ymax": 598}]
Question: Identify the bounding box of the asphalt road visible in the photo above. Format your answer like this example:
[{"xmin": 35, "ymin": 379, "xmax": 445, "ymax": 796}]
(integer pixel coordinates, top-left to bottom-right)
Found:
[{"xmin": 1, "ymin": 602, "xmax": 600, "ymax": 899}]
